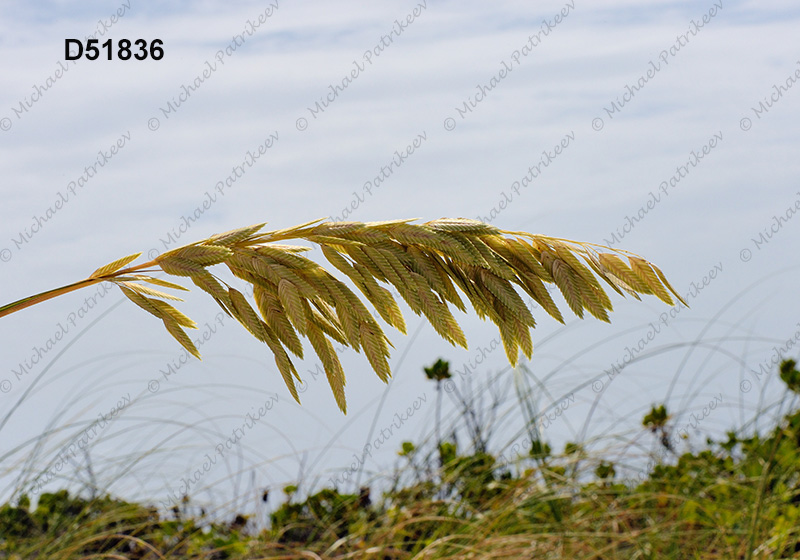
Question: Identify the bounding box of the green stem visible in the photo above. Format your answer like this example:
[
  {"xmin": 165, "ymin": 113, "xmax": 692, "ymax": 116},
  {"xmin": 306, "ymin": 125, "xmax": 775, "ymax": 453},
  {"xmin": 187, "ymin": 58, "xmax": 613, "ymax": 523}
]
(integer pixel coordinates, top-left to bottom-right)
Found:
[
  {"xmin": 0, "ymin": 278, "xmax": 106, "ymax": 319},
  {"xmin": 0, "ymin": 260, "xmax": 158, "ymax": 319}
]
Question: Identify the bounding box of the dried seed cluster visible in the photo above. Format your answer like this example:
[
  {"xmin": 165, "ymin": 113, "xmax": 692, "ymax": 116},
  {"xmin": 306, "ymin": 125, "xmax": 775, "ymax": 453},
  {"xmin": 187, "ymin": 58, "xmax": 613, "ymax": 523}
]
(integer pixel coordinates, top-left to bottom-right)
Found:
[{"xmin": 90, "ymin": 218, "xmax": 685, "ymax": 413}]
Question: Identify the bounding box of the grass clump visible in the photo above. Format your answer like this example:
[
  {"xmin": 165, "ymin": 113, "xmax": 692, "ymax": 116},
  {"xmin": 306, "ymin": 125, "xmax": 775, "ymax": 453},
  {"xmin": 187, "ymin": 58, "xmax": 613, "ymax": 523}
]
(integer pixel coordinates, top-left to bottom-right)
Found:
[{"xmin": 4, "ymin": 359, "xmax": 800, "ymax": 559}]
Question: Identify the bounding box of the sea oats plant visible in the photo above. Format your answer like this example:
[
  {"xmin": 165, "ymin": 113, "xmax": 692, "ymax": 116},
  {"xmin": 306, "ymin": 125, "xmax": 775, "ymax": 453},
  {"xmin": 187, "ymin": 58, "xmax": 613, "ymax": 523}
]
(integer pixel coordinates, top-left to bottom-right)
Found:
[{"xmin": 0, "ymin": 218, "xmax": 686, "ymax": 412}]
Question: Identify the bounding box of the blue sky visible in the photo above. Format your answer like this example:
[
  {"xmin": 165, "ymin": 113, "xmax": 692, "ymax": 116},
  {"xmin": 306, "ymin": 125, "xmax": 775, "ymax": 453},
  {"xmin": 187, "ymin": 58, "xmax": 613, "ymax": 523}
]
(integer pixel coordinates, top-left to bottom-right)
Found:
[{"xmin": 1, "ymin": 0, "xmax": 799, "ymax": 515}]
